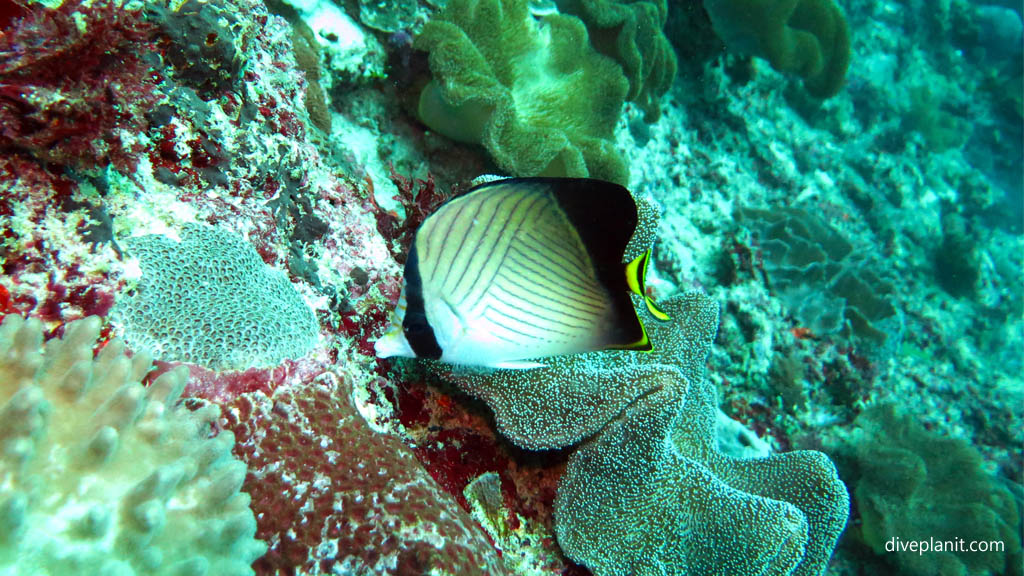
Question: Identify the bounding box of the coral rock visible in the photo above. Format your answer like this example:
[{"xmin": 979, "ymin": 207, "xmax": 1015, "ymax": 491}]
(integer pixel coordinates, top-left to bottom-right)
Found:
[
  {"xmin": 222, "ymin": 370, "xmax": 508, "ymax": 575},
  {"xmin": 0, "ymin": 0, "xmax": 160, "ymax": 170}
]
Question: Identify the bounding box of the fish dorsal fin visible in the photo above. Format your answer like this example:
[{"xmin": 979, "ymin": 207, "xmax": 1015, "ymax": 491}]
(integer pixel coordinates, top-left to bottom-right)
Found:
[{"xmin": 534, "ymin": 178, "xmax": 651, "ymax": 350}]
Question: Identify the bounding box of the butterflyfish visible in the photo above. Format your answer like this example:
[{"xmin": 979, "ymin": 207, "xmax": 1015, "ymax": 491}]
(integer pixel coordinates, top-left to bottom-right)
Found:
[{"xmin": 374, "ymin": 177, "xmax": 669, "ymax": 369}]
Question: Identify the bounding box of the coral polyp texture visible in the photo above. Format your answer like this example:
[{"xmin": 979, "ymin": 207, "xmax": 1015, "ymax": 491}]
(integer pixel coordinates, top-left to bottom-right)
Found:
[
  {"xmin": 0, "ymin": 314, "xmax": 266, "ymax": 575},
  {"xmin": 111, "ymin": 224, "xmax": 319, "ymax": 371},
  {"xmin": 221, "ymin": 369, "xmax": 508, "ymax": 575},
  {"xmin": 441, "ymin": 292, "xmax": 849, "ymax": 575},
  {"xmin": 557, "ymin": 368, "xmax": 849, "ymax": 576}
]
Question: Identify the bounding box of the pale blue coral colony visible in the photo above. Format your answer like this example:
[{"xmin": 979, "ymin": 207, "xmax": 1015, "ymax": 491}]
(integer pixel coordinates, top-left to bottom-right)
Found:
[{"xmin": 0, "ymin": 0, "xmax": 1021, "ymax": 575}]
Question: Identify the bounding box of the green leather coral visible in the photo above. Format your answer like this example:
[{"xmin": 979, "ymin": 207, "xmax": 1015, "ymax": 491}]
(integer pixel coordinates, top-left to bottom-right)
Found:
[
  {"xmin": 556, "ymin": 365, "xmax": 849, "ymax": 576},
  {"xmin": 840, "ymin": 404, "xmax": 1022, "ymax": 575},
  {"xmin": 415, "ymin": 0, "xmax": 630, "ymax": 184},
  {"xmin": 702, "ymin": 0, "xmax": 850, "ymax": 98},
  {"xmin": 554, "ymin": 0, "xmax": 677, "ymax": 121}
]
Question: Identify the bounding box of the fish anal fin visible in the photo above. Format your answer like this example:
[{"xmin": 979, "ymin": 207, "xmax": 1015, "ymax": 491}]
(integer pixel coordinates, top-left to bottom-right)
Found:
[
  {"xmin": 608, "ymin": 317, "xmax": 654, "ymax": 352},
  {"xmin": 489, "ymin": 360, "xmax": 547, "ymax": 370}
]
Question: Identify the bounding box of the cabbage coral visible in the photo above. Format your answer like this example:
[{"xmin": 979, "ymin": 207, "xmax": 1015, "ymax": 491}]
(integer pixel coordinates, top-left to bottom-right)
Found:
[{"xmin": 415, "ymin": 0, "xmax": 630, "ymax": 184}]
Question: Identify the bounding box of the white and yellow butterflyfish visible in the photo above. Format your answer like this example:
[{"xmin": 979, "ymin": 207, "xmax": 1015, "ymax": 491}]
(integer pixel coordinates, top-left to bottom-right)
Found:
[{"xmin": 374, "ymin": 177, "xmax": 669, "ymax": 369}]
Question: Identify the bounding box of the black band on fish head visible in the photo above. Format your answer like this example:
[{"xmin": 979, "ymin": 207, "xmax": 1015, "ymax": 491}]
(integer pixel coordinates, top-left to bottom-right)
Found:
[{"xmin": 402, "ymin": 244, "xmax": 443, "ymax": 360}]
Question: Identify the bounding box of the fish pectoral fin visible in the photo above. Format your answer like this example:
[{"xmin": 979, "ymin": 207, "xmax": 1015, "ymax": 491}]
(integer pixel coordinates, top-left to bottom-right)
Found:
[
  {"xmin": 489, "ymin": 360, "xmax": 547, "ymax": 370},
  {"xmin": 374, "ymin": 328, "xmax": 415, "ymax": 359},
  {"xmin": 438, "ymin": 297, "xmax": 469, "ymax": 337}
]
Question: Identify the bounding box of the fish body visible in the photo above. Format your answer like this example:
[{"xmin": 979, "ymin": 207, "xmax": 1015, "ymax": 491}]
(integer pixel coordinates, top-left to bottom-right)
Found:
[{"xmin": 374, "ymin": 177, "xmax": 667, "ymax": 369}]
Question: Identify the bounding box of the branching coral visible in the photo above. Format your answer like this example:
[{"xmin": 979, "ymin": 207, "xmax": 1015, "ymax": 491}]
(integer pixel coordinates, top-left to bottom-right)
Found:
[
  {"xmin": 702, "ymin": 0, "xmax": 850, "ymax": 98},
  {"xmin": 415, "ymin": 0, "xmax": 630, "ymax": 184},
  {"xmin": 111, "ymin": 224, "xmax": 320, "ymax": 371},
  {"xmin": 0, "ymin": 315, "xmax": 266, "ymax": 574}
]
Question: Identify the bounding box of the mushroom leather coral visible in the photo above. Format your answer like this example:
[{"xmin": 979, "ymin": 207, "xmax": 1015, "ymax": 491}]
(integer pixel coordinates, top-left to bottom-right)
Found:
[
  {"xmin": 555, "ymin": 368, "xmax": 848, "ymax": 576},
  {"xmin": 554, "ymin": 0, "xmax": 678, "ymax": 121},
  {"xmin": 415, "ymin": 0, "xmax": 630, "ymax": 184},
  {"xmin": 702, "ymin": 0, "xmax": 850, "ymax": 98},
  {"xmin": 441, "ymin": 292, "xmax": 850, "ymax": 575}
]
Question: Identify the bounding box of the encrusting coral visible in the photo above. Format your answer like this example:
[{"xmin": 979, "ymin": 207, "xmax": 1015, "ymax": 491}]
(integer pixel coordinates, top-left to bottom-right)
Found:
[
  {"xmin": 702, "ymin": 0, "xmax": 850, "ymax": 98},
  {"xmin": 0, "ymin": 314, "xmax": 266, "ymax": 574},
  {"xmin": 221, "ymin": 365, "xmax": 509, "ymax": 574},
  {"xmin": 415, "ymin": 0, "xmax": 630, "ymax": 184},
  {"xmin": 111, "ymin": 224, "xmax": 320, "ymax": 371}
]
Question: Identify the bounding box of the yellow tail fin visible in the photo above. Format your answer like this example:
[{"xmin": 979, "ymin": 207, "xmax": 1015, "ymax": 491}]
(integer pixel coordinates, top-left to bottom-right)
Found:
[{"xmin": 625, "ymin": 250, "xmax": 670, "ymax": 322}]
